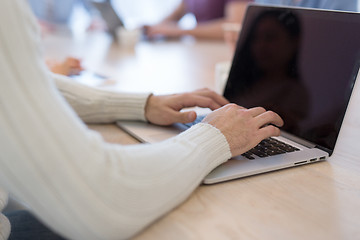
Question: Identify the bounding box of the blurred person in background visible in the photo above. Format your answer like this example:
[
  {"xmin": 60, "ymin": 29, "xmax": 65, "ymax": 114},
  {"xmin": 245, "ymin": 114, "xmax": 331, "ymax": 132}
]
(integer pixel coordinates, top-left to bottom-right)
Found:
[
  {"xmin": 27, "ymin": 0, "xmax": 103, "ymax": 33},
  {"xmin": 27, "ymin": 0, "xmax": 107, "ymax": 76},
  {"xmin": 144, "ymin": 0, "xmax": 253, "ymax": 40}
]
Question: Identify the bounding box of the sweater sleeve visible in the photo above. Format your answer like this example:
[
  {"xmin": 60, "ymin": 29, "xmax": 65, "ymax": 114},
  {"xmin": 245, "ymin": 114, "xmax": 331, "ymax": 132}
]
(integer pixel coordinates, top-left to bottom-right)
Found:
[
  {"xmin": 0, "ymin": 1, "xmax": 232, "ymax": 240},
  {"xmin": 0, "ymin": 188, "xmax": 10, "ymax": 240},
  {"xmin": 52, "ymin": 73, "xmax": 151, "ymax": 123}
]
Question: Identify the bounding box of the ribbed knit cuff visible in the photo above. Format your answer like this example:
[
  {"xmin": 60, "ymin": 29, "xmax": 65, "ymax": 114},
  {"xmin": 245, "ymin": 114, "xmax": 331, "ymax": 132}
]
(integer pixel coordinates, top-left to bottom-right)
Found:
[
  {"xmin": 0, "ymin": 188, "xmax": 7, "ymax": 212},
  {"xmin": 99, "ymin": 91, "xmax": 151, "ymax": 122},
  {"xmin": 0, "ymin": 214, "xmax": 10, "ymax": 240},
  {"xmin": 177, "ymin": 123, "xmax": 232, "ymax": 170},
  {"xmin": 0, "ymin": 188, "xmax": 9, "ymax": 240},
  {"xmin": 53, "ymin": 73, "xmax": 152, "ymax": 123}
]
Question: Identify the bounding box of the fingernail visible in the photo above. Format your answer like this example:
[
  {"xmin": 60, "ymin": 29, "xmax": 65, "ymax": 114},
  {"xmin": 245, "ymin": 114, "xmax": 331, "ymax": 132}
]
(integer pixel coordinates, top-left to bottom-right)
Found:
[{"xmin": 188, "ymin": 112, "xmax": 196, "ymax": 121}]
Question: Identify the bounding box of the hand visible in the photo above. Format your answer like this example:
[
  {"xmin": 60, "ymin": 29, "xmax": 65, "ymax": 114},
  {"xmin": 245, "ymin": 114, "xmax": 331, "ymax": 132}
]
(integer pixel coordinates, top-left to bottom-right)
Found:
[
  {"xmin": 47, "ymin": 57, "xmax": 84, "ymax": 76},
  {"xmin": 223, "ymin": 23, "xmax": 241, "ymax": 51},
  {"xmin": 202, "ymin": 104, "xmax": 284, "ymax": 157},
  {"xmin": 144, "ymin": 23, "xmax": 183, "ymax": 39},
  {"xmin": 145, "ymin": 88, "xmax": 229, "ymax": 126}
]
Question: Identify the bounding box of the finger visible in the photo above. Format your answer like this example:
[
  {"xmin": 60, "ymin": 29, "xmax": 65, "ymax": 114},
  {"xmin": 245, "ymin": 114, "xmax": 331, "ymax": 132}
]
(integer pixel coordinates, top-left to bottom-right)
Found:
[
  {"xmin": 172, "ymin": 111, "xmax": 197, "ymax": 123},
  {"xmin": 223, "ymin": 103, "xmax": 245, "ymax": 111},
  {"xmin": 195, "ymin": 89, "xmax": 229, "ymax": 106},
  {"xmin": 257, "ymin": 125, "xmax": 281, "ymax": 140},
  {"xmin": 254, "ymin": 111, "xmax": 284, "ymax": 128},
  {"xmin": 69, "ymin": 60, "xmax": 81, "ymax": 68},
  {"xmin": 177, "ymin": 94, "xmax": 223, "ymax": 110},
  {"xmin": 247, "ymin": 106, "xmax": 266, "ymax": 117}
]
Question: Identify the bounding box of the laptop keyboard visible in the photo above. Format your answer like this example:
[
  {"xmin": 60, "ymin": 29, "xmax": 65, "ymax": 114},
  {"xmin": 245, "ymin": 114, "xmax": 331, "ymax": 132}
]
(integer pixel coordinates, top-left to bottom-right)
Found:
[
  {"xmin": 182, "ymin": 116, "xmax": 299, "ymax": 159},
  {"xmin": 242, "ymin": 138, "xmax": 300, "ymax": 159},
  {"xmin": 182, "ymin": 115, "xmax": 206, "ymax": 128}
]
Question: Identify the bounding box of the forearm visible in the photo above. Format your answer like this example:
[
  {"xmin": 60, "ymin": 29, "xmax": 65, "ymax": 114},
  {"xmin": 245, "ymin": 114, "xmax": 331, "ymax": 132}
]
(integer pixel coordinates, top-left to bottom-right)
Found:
[
  {"xmin": 2, "ymin": 115, "xmax": 230, "ymax": 240},
  {"xmin": 53, "ymin": 73, "xmax": 151, "ymax": 123},
  {"xmin": 185, "ymin": 1, "xmax": 250, "ymax": 39},
  {"xmin": 184, "ymin": 19, "xmax": 228, "ymax": 39},
  {"xmin": 225, "ymin": 1, "xmax": 250, "ymax": 24},
  {"xmin": 1, "ymin": 1, "xmax": 233, "ymax": 240}
]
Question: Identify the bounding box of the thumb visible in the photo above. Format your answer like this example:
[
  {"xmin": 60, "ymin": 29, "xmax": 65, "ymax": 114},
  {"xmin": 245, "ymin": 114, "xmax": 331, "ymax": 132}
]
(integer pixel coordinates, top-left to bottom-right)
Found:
[{"xmin": 175, "ymin": 111, "xmax": 197, "ymax": 123}]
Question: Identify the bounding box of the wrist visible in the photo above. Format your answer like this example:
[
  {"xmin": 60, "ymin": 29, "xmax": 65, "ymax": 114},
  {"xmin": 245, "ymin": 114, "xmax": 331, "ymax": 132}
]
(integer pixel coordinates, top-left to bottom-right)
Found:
[{"xmin": 144, "ymin": 93, "xmax": 154, "ymax": 122}]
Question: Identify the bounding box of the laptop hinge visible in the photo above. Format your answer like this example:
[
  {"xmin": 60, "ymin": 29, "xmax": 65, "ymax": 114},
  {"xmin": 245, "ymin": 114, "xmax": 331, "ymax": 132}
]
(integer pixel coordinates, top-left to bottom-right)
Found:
[
  {"xmin": 280, "ymin": 130, "xmax": 316, "ymax": 148},
  {"xmin": 280, "ymin": 131, "xmax": 333, "ymax": 155},
  {"xmin": 315, "ymin": 145, "xmax": 333, "ymax": 155}
]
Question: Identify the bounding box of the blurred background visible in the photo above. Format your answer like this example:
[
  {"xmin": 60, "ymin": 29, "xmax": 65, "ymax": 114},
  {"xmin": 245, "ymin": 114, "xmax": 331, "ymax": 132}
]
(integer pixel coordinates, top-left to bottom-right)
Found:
[{"xmin": 29, "ymin": 0, "xmax": 196, "ymax": 35}]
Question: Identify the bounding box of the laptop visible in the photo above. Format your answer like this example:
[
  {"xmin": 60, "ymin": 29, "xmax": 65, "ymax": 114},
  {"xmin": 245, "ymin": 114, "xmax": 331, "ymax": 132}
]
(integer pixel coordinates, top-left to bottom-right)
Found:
[
  {"xmin": 117, "ymin": 4, "xmax": 360, "ymax": 184},
  {"xmin": 90, "ymin": 0, "xmax": 124, "ymax": 37}
]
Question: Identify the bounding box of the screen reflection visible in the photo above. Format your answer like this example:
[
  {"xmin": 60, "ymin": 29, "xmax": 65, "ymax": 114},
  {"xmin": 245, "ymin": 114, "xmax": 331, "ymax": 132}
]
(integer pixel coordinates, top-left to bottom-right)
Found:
[{"xmin": 224, "ymin": 7, "xmax": 360, "ymax": 152}]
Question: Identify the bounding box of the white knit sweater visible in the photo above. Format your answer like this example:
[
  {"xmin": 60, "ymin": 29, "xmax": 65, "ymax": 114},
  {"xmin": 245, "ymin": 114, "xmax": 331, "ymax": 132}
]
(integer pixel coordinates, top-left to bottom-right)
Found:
[{"xmin": 0, "ymin": 1, "xmax": 231, "ymax": 240}]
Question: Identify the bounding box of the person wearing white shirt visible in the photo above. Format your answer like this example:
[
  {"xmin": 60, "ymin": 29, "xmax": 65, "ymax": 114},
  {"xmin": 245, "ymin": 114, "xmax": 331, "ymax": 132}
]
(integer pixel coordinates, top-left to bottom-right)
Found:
[
  {"xmin": 0, "ymin": 1, "xmax": 283, "ymax": 239},
  {"xmin": 27, "ymin": 0, "xmax": 95, "ymax": 25}
]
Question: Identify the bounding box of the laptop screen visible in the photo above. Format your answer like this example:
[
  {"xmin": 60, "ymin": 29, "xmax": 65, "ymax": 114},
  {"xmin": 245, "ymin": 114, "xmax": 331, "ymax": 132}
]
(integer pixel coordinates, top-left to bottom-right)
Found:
[{"xmin": 224, "ymin": 5, "xmax": 360, "ymax": 153}]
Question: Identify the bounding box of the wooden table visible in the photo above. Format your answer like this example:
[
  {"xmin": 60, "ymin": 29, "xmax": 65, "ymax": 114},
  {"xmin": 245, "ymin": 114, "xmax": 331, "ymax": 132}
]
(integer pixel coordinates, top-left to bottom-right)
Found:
[{"xmin": 43, "ymin": 31, "xmax": 360, "ymax": 240}]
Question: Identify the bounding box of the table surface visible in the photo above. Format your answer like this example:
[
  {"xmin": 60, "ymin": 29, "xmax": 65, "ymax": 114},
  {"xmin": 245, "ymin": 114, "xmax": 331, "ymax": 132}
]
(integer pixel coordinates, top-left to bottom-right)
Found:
[{"xmin": 43, "ymin": 31, "xmax": 360, "ymax": 240}]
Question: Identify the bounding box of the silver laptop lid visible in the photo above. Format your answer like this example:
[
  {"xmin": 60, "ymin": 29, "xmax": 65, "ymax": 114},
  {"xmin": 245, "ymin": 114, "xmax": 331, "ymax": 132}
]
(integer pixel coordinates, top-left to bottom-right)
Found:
[
  {"xmin": 91, "ymin": 1, "xmax": 123, "ymax": 36},
  {"xmin": 224, "ymin": 4, "xmax": 360, "ymax": 155}
]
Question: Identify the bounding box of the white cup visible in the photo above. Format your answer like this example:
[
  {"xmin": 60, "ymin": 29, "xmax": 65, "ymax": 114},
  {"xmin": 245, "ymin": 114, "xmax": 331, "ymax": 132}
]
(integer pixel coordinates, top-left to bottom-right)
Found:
[
  {"xmin": 215, "ymin": 61, "xmax": 232, "ymax": 94},
  {"xmin": 116, "ymin": 26, "xmax": 141, "ymax": 49},
  {"xmin": 222, "ymin": 23, "xmax": 241, "ymax": 51}
]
